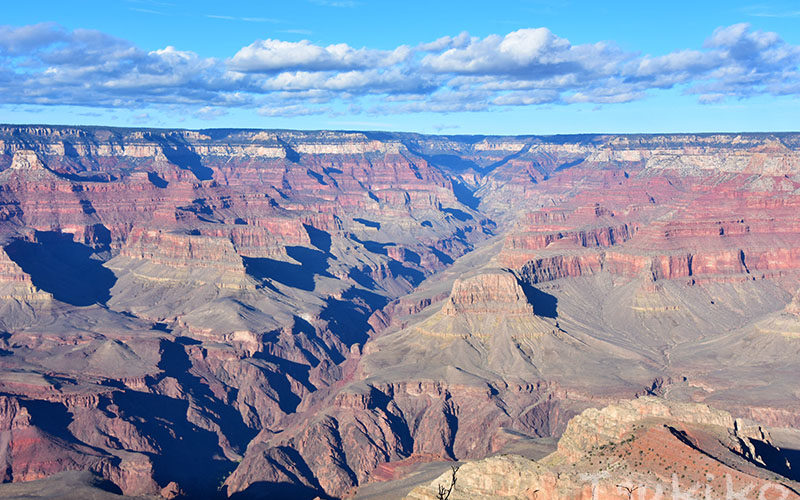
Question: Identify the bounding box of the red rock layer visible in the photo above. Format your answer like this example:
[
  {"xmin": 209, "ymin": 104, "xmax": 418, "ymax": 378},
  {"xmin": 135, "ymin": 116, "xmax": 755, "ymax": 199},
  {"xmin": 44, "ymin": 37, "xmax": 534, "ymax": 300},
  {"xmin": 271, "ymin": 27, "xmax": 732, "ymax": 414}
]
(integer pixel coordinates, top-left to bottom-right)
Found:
[
  {"xmin": 440, "ymin": 270, "xmax": 534, "ymax": 316},
  {"xmin": 1, "ymin": 128, "xmax": 800, "ymax": 498}
]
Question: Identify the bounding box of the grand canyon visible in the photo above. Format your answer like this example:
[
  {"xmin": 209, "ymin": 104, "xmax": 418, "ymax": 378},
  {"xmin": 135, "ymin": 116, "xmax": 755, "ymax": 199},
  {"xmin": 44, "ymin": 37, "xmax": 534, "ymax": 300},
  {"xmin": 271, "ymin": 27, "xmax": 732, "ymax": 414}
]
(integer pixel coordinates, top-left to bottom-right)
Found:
[{"xmin": 0, "ymin": 125, "xmax": 798, "ymax": 499}]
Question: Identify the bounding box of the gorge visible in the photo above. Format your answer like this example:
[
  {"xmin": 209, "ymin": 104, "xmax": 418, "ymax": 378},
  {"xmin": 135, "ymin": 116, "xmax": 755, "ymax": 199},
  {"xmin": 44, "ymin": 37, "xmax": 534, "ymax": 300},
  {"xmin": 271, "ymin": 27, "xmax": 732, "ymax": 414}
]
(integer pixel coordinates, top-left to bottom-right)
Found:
[{"xmin": 0, "ymin": 126, "xmax": 798, "ymax": 498}]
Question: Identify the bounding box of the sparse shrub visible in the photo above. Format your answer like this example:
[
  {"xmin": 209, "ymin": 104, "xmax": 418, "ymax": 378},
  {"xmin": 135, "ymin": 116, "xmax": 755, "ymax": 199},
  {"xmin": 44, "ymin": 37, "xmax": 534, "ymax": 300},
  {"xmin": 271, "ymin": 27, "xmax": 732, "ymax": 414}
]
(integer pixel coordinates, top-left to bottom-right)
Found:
[{"xmin": 436, "ymin": 465, "xmax": 460, "ymax": 500}]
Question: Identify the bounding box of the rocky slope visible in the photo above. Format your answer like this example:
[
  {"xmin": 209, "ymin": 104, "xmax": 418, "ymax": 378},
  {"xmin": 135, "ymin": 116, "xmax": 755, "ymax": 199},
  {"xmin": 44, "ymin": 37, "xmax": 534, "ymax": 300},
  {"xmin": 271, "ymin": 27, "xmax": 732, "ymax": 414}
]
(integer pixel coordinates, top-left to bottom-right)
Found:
[
  {"xmin": 0, "ymin": 127, "xmax": 799, "ymax": 498},
  {"xmin": 407, "ymin": 397, "xmax": 800, "ymax": 499}
]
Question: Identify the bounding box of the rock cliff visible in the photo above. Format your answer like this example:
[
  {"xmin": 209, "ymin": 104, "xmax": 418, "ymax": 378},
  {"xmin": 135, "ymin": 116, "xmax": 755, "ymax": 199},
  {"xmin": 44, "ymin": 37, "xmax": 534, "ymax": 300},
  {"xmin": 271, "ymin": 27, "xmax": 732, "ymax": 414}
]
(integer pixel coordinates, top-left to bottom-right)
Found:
[
  {"xmin": 0, "ymin": 127, "xmax": 799, "ymax": 498},
  {"xmin": 407, "ymin": 397, "xmax": 800, "ymax": 500}
]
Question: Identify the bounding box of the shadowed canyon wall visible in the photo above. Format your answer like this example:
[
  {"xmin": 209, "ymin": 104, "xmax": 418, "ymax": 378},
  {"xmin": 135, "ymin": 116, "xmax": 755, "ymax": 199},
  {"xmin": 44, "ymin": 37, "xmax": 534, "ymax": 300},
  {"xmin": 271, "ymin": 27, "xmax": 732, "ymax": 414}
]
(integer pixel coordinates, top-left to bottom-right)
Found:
[{"xmin": 0, "ymin": 127, "xmax": 799, "ymax": 498}]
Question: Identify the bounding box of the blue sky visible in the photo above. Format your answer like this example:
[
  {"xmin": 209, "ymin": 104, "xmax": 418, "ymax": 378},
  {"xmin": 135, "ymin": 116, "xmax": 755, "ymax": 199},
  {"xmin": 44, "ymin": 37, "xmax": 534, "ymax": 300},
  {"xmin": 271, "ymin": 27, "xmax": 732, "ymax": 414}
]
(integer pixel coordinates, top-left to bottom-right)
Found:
[{"xmin": 2, "ymin": 0, "xmax": 800, "ymax": 134}]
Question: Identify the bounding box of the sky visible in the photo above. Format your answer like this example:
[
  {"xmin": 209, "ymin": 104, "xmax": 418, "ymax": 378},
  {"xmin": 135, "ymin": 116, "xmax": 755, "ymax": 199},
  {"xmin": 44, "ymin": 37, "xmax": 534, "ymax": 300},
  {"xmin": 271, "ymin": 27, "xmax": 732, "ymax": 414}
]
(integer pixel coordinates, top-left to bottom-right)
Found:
[{"xmin": 2, "ymin": 0, "xmax": 800, "ymax": 134}]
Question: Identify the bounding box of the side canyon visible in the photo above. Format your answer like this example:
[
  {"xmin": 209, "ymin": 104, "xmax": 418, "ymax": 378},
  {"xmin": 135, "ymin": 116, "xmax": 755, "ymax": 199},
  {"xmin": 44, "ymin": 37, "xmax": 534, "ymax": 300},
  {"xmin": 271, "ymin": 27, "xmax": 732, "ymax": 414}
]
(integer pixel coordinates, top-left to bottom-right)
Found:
[{"xmin": 0, "ymin": 126, "xmax": 798, "ymax": 498}]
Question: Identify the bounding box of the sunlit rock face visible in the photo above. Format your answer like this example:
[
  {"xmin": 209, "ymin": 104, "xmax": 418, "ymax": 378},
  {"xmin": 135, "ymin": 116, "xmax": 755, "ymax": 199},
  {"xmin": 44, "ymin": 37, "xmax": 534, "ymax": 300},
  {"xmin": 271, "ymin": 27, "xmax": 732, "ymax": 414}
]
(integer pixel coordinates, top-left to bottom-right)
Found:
[
  {"xmin": 441, "ymin": 270, "xmax": 534, "ymax": 316},
  {"xmin": 0, "ymin": 126, "xmax": 799, "ymax": 498},
  {"xmin": 407, "ymin": 397, "xmax": 800, "ymax": 500}
]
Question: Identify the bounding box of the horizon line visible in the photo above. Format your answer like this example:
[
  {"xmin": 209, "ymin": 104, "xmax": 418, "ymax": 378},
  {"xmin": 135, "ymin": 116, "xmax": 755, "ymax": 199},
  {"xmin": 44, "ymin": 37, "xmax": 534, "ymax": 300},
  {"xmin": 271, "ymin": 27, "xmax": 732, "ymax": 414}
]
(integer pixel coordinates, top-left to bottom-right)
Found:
[{"xmin": 2, "ymin": 122, "xmax": 800, "ymax": 139}]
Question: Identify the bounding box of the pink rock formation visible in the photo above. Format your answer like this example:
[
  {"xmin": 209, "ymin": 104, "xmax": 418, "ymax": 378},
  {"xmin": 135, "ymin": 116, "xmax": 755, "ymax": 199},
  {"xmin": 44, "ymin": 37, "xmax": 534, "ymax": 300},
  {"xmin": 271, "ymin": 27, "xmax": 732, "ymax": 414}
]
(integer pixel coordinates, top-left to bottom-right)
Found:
[
  {"xmin": 0, "ymin": 127, "xmax": 798, "ymax": 498},
  {"xmin": 441, "ymin": 270, "xmax": 533, "ymax": 316}
]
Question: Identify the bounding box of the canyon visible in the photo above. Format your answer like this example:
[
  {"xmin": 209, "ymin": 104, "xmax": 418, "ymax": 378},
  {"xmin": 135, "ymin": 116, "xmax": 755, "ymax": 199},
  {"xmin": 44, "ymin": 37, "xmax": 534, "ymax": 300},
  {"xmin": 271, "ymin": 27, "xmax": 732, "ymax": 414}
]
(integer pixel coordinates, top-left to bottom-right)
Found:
[{"xmin": 0, "ymin": 126, "xmax": 798, "ymax": 498}]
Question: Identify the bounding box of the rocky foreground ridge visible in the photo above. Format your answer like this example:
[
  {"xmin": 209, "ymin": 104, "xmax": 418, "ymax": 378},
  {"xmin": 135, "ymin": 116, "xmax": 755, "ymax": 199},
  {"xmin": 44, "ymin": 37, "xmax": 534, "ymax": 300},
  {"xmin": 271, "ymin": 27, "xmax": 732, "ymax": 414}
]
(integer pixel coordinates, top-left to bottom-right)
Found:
[
  {"xmin": 407, "ymin": 397, "xmax": 800, "ymax": 499},
  {"xmin": 0, "ymin": 126, "xmax": 799, "ymax": 498}
]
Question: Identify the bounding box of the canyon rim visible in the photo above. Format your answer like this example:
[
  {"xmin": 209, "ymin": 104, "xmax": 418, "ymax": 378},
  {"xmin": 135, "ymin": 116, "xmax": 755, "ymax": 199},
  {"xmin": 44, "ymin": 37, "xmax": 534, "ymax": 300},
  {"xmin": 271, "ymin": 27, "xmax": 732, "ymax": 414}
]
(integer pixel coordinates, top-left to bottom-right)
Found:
[{"xmin": 0, "ymin": 128, "xmax": 798, "ymax": 499}]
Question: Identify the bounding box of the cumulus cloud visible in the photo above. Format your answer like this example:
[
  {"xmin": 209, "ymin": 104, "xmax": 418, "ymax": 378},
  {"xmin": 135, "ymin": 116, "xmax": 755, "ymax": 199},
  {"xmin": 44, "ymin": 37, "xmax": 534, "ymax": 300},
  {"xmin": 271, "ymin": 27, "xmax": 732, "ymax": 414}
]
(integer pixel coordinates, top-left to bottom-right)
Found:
[
  {"xmin": 0, "ymin": 24, "xmax": 237, "ymax": 107},
  {"xmin": 0, "ymin": 22, "xmax": 67, "ymax": 55},
  {"xmin": 257, "ymin": 68, "xmax": 435, "ymax": 95},
  {"xmin": 421, "ymin": 28, "xmax": 631, "ymax": 90},
  {"xmin": 0, "ymin": 22, "xmax": 799, "ymax": 117},
  {"xmin": 424, "ymin": 28, "xmax": 574, "ymax": 74},
  {"xmin": 229, "ymin": 39, "xmax": 408, "ymax": 72}
]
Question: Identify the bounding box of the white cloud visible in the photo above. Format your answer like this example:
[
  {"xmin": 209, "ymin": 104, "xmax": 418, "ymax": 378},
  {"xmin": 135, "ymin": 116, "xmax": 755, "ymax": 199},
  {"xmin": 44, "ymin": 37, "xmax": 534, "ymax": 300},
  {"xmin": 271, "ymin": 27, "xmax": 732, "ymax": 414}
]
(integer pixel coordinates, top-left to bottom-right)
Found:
[
  {"xmin": 1, "ymin": 22, "xmax": 799, "ymax": 118},
  {"xmin": 416, "ymin": 32, "xmax": 471, "ymax": 53},
  {"xmin": 0, "ymin": 22, "xmax": 66, "ymax": 55},
  {"xmin": 421, "ymin": 28, "xmax": 625, "ymax": 78},
  {"xmin": 492, "ymin": 90, "xmax": 559, "ymax": 106},
  {"xmin": 229, "ymin": 39, "xmax": 405, "ymax": 73}
]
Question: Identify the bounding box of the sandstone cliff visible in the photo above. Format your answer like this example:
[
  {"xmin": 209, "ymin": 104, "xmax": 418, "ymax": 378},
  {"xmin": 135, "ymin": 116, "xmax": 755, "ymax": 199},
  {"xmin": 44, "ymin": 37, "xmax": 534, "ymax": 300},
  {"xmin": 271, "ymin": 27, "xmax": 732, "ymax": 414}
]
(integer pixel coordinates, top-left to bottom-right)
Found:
[{"xmin": 0, "ymin": 127, "xmax": 799, "ymax": 498}]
